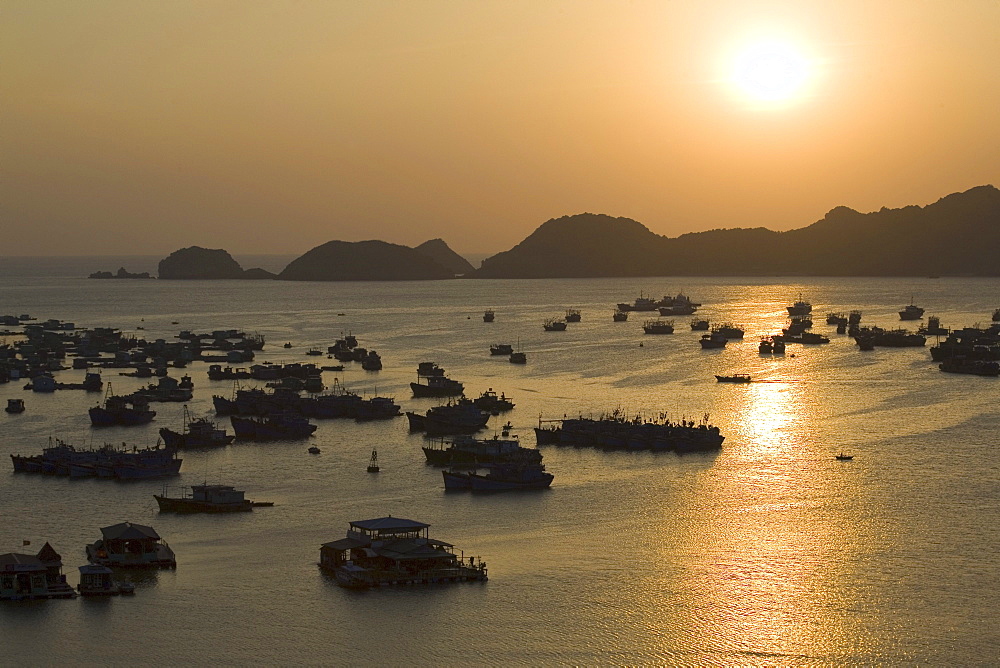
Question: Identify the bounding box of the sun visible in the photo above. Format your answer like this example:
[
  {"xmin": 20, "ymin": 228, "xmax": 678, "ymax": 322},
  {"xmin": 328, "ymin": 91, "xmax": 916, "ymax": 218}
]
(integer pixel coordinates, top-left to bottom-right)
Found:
[{"xmin": 730, "ymin": 40, "xmax": 812, "ymax": 104}]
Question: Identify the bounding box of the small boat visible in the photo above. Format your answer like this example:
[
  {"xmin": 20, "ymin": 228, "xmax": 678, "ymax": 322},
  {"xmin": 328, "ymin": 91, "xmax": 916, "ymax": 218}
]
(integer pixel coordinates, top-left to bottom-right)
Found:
[
  {"xmin": 472, "ymin": 389, "xmax": 515, "ymax": 413},
  {"xmin": 306, "ymin": 348, "xmax": 323, "ymax": 356},
  {"xmin": 835, "ymin": 453, "xmax": 854, "ymax": 461},
  {"xmin": 899, "ymin": 300, "xmax": 924, "ymax": 320},
  {"xmin": 283, "ymin": 342, "xmax": 292, "ymax": 348},
  {"xmin": 490, "ymin": 343, "xmax": 513, "ymax": 356},
  {"xmin": 367, "ymin": 449, "xmax": 379, "ymax": 473},
  {"xmin": 5, "ymin": 398, "xmax": 25, "ymax": 414},
  {"xmin": 612, "ymin": 310, "xmax": 628, "ymax": 322},
  {"xmin": 509, "ymin": 351, "xmax": 527, "ymax": 364},
  {"xmin": 699, "ymin": 332, "xmax": 728, "ymax": 349},
  {"xmin": 543, "ymin": 319, "xmax": 567, "ymax": 331},
  {"xmin": 565, "ymin": 309, "xmax": 581, "ymax": 322},
  {"xmin": 787, "ymin": 295, "xmax": 812, "ymax": 316},
  {"xmin": 690, "ymin": 319, "xmax": 709, "ymax": 331},
  {"xmin": 715, "ymin": 374, "xmax": 751, "ymax": 383},
  {"xmin": 993, "ymin": 308, "xmax": 1000, "ymax": 322},
  {"xmin": 308, "ymin": 446, "xmax": 321, "ymax": 454},
  {"xmin": 483, "ymin": 309, "xmax": 495, "ymax": 322},
  {"xmin": 758, "ymin": 338, "xmax": 773, "ymax": 354},
  {"xmin": 642, "ymin": 319, "xmax": 674, "ymax": 334},
  {"xmin": 715, "ymin": 323, "xmax": 744, "ymax": 339}
]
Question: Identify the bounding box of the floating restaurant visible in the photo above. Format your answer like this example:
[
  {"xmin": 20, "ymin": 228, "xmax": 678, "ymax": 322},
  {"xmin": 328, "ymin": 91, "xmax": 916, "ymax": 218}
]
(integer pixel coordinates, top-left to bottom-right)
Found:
[{"xmin": 319, "ymin": 516, "xmax": 487, "ymax": 588}]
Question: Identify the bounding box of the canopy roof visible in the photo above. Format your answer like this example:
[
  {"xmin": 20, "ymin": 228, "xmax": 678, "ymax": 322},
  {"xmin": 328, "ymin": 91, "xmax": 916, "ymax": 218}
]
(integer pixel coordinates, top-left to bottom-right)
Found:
[
  {"xmin": 321, "ymin": 537, "xmax": 368, "ymax": 551},
  {"xmin": 349, "ymin": 516, "xmax": 429, "ymax": 533},
  {"xmin": 100, "ymin": 522, "xmax": 160, "ymax": 541}
]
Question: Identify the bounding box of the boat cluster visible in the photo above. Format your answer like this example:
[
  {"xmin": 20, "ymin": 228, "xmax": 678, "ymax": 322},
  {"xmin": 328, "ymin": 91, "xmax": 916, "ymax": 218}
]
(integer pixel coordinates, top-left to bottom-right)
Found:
[
  {"xmin": 10, "ymin": 440, "xmax": 181, "ymax": 480},
  {"xmin": 535, "ymin": 411, "xmax": 724, "ymax": 453}
]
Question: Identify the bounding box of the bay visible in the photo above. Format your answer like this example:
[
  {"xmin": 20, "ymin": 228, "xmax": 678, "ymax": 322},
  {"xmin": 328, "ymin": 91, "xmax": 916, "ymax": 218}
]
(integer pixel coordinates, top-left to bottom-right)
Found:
[{"xmin": 1, "ymin": 265, "xmax": 998, "ymax": 665}]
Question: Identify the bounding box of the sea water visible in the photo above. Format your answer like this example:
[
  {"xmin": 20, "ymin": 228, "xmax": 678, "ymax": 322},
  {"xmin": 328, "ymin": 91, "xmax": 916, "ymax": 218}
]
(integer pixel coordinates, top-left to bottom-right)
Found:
[{"xmin": 1, "ymin": 261, "xmax": 998, "ymax": 665}]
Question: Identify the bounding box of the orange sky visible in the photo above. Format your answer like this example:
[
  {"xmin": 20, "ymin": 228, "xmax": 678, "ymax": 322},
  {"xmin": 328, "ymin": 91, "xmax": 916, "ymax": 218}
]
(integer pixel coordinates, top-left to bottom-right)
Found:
[{"xmin": 2, "ymin": 0, "xmax": 998, "ymax": 256}]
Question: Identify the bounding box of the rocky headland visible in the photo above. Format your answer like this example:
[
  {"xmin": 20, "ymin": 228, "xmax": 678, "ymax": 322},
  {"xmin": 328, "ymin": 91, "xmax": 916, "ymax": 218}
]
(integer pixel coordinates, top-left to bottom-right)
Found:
[{"xmin": 157, "ymin": 246, "xmax": 276, "ymax": 280}]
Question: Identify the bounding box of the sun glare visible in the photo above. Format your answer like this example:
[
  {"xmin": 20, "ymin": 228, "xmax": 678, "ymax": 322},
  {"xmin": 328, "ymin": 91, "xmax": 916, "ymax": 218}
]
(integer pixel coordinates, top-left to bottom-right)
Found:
[{"xmin": 731, "ymin": 40, "xmax": 812, "ymax": 105}]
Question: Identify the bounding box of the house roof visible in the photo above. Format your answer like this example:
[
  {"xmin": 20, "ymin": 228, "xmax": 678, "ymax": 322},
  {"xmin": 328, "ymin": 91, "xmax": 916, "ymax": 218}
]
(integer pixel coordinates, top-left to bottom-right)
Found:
[
  {"xmin": 0, "ymin": 553, "xmax": 45, "ymax": 571},
  {"xmin": 36, "ymin": 542, "xmax": 61, "ymax": 564},
  {"xmin": 349, "ymin": 516, "xmax": 429, "ymax": 532},
  {"xmin": 100, "ymin": 522, "xmax": 160, "ymax": 541}
]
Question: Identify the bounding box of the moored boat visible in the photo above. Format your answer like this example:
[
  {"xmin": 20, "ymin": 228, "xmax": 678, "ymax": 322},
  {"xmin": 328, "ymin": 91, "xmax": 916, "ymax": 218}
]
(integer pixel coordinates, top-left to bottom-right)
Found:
[
  {"xmin": 716, "ymin": 374, "xmax": 751, "ymax": 383},
  {"xmin": 565, "ymin": 309, "xmax": 581, "ymax": 322},
  {"xmin": 899, "ymin": 301, "xmax": 925, "ymax": 320},
  {"xmin": 642, "ymin": 319, "xmax": 674, "ymax": 334},
  {"xmin": 154, "ymin": 484, "xmax": 264, "ymax": 512},
  {"xmin": 483, "ymin": 309, "xmax": 495, "ymax": 322},
  {"xmin": 543, "ymin": 319, "xmax": 567, "ymax": 331},
  {"xmin": 5, "ymin": 398, "xmax": 25, "ymax": 413},
  {"xmin": 787, "ymin": 296, "xmax": 812, "ymax": 316}
]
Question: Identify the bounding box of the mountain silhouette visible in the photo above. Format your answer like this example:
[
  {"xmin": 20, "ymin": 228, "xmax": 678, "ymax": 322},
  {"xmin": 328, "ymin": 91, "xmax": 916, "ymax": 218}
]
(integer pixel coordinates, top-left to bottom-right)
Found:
[
  {"xmin": 472, "ymin": 185, "xmax": 1000, "ymax": 277},
  {"xmin": 278, "ymin": 240, "xmax": 453, "ymax": 281}
]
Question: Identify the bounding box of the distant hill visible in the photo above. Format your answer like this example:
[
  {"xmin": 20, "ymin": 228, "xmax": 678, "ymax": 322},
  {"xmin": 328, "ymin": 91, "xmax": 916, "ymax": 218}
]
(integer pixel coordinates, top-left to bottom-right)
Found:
[
  {"xmin": 277, "ymin": 240, "xmax": 453, "ymax": 281},
  {"xmin": 414, "ymin": 238, "xmax": 475, "ymax": 275},
  {"xmin": 472, "ymin": 185, "xmax": 1000, "ymax": 277},
  {"xmin": 158, "ymin": 247, "xmax": 276, "ymax": 279}
]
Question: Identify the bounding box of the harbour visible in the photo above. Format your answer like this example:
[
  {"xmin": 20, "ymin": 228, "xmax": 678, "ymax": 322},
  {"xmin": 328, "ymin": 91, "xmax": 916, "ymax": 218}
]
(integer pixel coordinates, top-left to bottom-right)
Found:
[{"xmin": 1, "ymin": 266, "xmax": 999, "ymax": 664}]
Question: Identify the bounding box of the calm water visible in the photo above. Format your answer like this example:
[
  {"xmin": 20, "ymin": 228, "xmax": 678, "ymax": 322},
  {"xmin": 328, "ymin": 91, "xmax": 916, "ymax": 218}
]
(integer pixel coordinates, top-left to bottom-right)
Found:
[{"xmin": 1, "ymin": 265, "xmax": 998, "ymax": 665}]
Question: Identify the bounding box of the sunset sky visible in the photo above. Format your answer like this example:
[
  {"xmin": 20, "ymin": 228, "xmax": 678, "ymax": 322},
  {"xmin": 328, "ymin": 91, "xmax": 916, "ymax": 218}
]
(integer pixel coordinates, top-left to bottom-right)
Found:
[{"xmin": 3, "ymin": 0, "xmax": 998, "ymax": 257}]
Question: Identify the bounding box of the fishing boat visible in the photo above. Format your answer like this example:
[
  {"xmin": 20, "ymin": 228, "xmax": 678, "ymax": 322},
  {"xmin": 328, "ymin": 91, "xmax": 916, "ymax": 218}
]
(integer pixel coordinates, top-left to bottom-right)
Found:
[
  {"xmin": 690, "ymin": 319, "xmax": 710, "ymax": 331},
  {"xmin": 308, "ymin": 446, "xmax": 321, "ymax": 454},
  {"xmin": 565, "ymin": 309, "xmax": 581, "ymax": 322},
  {"xmin": 318, "ymin": 517, "xmax": 487, "ymax": 588},
  {"xmin": 613, "ymin": 310, "xmax": 628, "ymax": 322},
  {"xmin": 715, "ymin": 323, "xmax": 744, "ymax": 339},
  {"xmin": 642, "ymin": 319, "xmax": 675, "ymax": 334},
  {"xmin": 472, "ymin": 389, "xmax": 515, "ymax": 413},
  {"xmin": 715, "ymin": 374, "xmax": 751, "ymax": 383},
  {"xmin": 159, "ymin": 406, "xmax": 234, "ymax": 448},
  {"xmin": 367, "ymin": 449, "xmax": 380, "ymax": 472},
  {"xmin": 410, "ymin": 373, "xmax": 464, "ymax": 398},
  {"xmin": 407, "ymin": 401, "xmax": 490, "ymax": 435},
  {"xmin": 5, "ymin": 398, "xmax": 25, "ymax": 414},
  {"xmin": 483, "ymin": 309, "xmax": 495, "ymax": 322},
  {"xmin": 230, "ymin": 413, "xmax": 317, "ymax": 440},
  {"xmin": 154, "ymin": 484, "xmax": 268, "ymax": 513},
  {"xmin": 490, "ymin": 343, "xmax": 513, "ymax": 355},
  {"xmin": 899, "ymin": 301, "xmax": 925, "ymax": 320},
  {"xmin": 445, "ymin": 462, "xmax": 554, "ymax": 492},
  {"xmin": 616, "ymin": 293, "xmax": 658, "ymax": 312},
  {"xmin": 89, "ymin": 388, "xmax": 156, "ymax": 426},
  {"xmin": 509, "ymin": 351, "xmax": 527, "ymax": 364},
  {"xmin": 835, "ymin": 453, "xmax": 854, "ymax": 461},
  {"xmin": 543, "ymin": 320, "xmax": 567, "ymax": 331},
  {"xmin": 699, "ymin": 332, "xmax": 728, "ymax": 349},
  {"xmin": 787, "ymin": 296, "xmax": 812, "ymax": 316}
]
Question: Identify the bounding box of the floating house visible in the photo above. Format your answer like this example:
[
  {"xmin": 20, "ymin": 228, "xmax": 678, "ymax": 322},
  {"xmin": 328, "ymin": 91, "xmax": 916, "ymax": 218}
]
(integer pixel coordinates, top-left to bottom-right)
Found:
[
  {"xmin": 85, "ymin": 522, "xmax": 176, "ymax": 568},
  {"xmin": 319, "ymin": 516, "xmax": 487, "ymax": 588},
  {"xmin": 1, "ymin": 543, "xmax": 76, "ymax": 600}
]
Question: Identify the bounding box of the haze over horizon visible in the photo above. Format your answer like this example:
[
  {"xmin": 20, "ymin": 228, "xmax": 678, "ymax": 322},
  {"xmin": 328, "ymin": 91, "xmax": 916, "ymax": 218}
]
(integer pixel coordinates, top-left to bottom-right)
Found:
[{"xmin": 3, "ymin": 1, "xmax": 998, "ymax": 257}]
